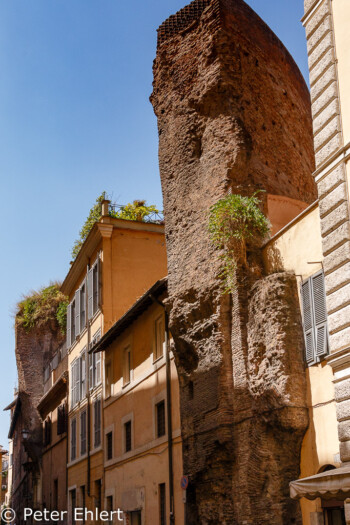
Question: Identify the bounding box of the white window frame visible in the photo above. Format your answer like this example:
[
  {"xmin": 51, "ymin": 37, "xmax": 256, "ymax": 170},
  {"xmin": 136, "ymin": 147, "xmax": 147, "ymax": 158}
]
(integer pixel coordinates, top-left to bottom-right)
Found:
[
  {"xmin": 152, "ymin": 391, "xmax": 167, "ymax": 441},
  {"xmin": 153, "ymin": 314, "xmax": 165, "ymax": 362},
  {"xmin": 104, "ymin": 424, "xmax": 114, "ymax": 463},
  {"xmin": 122, "ymin": 345, "xmax": 132, "ymax": 387}
]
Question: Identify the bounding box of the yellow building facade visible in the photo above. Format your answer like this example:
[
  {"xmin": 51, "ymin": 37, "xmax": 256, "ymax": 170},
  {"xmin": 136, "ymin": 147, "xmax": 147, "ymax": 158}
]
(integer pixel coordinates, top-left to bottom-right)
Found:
[
  {"xmin": 61, "ymin": 202, "xmax": 167, "ymax": 524},
  {"xmin": 90, "ymin": 278, "xmax": 184, "ymax": 525}
]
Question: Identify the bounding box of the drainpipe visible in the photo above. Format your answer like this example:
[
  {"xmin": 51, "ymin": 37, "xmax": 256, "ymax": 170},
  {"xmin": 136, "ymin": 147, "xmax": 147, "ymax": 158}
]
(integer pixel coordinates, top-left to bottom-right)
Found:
[{"xmin": 149, "ymin": 295, "xmax": 175, "ymax": 525}]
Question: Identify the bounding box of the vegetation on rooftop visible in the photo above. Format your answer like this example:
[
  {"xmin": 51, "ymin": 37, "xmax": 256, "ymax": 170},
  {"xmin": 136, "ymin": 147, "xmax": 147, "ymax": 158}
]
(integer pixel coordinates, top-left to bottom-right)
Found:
[
  {"xmin": 71, "ymin": 192, "xmax": 160, "ymax": 260},
  {"xmin": 208, "ymin": 192, "xmax": 270, "ymax": 292},
  {"xmin": 16, "ymin": 284, "xmax": 68, "ymax": 334}
]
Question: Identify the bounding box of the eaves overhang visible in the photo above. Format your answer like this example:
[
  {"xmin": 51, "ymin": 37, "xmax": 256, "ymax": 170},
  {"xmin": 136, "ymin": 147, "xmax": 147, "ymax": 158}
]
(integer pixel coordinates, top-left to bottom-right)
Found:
[
  {"xmin": 8, "ymin": 396, "xmax": 21, "ymax": 440},
  {"xmin": 37, "ymin": 372, "xmax": 68, "ymax": 419}
]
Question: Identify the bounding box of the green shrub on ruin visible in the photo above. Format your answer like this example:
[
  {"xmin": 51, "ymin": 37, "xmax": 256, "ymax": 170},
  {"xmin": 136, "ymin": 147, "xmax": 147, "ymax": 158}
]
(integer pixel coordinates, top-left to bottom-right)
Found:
[
  {"xmin": 208, "ymin": 192, "xmax": 270, "ymax": 292},
  {"xmin": 17, "ymin": 284, "xmax": 68, "ymax": 334}
]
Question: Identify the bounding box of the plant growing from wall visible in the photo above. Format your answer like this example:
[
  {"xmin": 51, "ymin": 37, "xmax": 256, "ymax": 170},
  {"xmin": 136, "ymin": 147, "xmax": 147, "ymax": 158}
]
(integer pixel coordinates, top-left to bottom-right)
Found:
[
  {"xmin": 17, "ymin": 284, "xmax": 68, "ymax": 334},
  {"xmin": 208, "ymin": 193, "xmax": 270, "ymax": 292}
]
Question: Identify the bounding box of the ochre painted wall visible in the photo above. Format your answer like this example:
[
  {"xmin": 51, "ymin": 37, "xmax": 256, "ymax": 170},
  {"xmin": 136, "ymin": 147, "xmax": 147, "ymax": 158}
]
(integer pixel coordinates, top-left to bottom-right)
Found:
[
  {"xmin": 103, "ymin": 301, "xmax": 184, "ymax": 525},
  {"xmin": 263, "ymin": 205, "xmax": 339, "ymax": 525}
]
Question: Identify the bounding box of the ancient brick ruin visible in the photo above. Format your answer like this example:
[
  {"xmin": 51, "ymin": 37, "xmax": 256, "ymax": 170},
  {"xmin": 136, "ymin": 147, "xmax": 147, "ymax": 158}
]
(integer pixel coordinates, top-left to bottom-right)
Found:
[{"xmin": 151, "ymin": 0, "xmax": 317, "ymax": 523}]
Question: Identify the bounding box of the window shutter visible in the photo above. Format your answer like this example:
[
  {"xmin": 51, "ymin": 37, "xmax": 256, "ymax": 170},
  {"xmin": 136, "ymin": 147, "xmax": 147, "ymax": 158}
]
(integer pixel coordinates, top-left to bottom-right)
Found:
[
  {"xmin": 301, "ymin": 280, "xmax": 315, "ymax": 363},
  {"xmin": 80, "ymin": 279, "xmax": 87, "ymax": 331},
  {"xmin": 76, "ymin": 358, "xmax": 81, "ymax": 403},
  {"xmin": 81, "ymin": 353, "xmax": 86, "ymax": 399},
  {"xmin": 96, "ymin": 257, "xmax": 100, "ymax": 309},
  {"xmin": 312, "ymin": 272, "xmax": 328, "ymax": 357},
  {"xmin": 88, "ymin": 268, "xmax": 93, "ymax": 319},
  {"xmin": 75, "ymin": 289, "xmax": 80, "ymax": 338},
  {"xmin": 70, "ymin": 363, "xmax": 74, "ymax": 408},
  {"xmin": 66, "ymin": 303, "xmax": 72, "ymax": 348},
  {"xmin": 95, "ymin": 352, "xmax": 101, "ymax": 385}
]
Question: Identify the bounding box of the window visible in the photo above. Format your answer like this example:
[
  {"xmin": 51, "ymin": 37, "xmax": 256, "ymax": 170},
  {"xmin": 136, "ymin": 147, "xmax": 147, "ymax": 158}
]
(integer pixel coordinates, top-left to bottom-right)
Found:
[
  {"xmin": 95, "ymin": 352, "xmax": 101, "ymax": 386},
  {"xmin": 128, "ymin": 511, "xmax": 141, "ymax": 525},
  {"xmin": 80, "ymin": 410, "xmax": 87, "ymax": 456},
  {"xmin": 70, "ymin": 359, "xmax": 81, "ymax": 408},
  {"xmin": 154, "ymin": 315, "xmax": 165, "ymax": 361},
  {"xmin": 159, "ymin": 483, "xmax": 166, "ymax": 525},
  {"xmin": 53, "ymin": 479, "xmax": 58, "ymax": 510},
  {"xmin": 57, "ymin": 404, "xmax": 67, "ymax": 435},
  {"xmin": 94, "ymin": 480, "xmax": 102, "ymax": 513},
  {"xmin": 71, "ymin": 300, "xmax": 76, "ymax": 343},
  {"xmin": 94, "ymin": 398, "xmax": 101, "ymax": 448},
  {"xmin": 156, "ymin": 401, "xmax": 166, "ymax": 438},
  {"xmin": 89, "ymin": 331, "xmax": 101, "ymax": 390},
  {"xmin": 44, "ymin": 418, "xmax": 52, "ymax": 446},
  {"xmin": 105, "ymin": 361, "xmax": 112, "ymax": 398},
  {"xmin": 80, "ymin": 487, "xmax": 86, "ymax": 525},
  {"xmin": 106, "ymin": 496, "xmax": 113, "ymax": 525},
  {"xmin": 71, "ymin": 418, "xmax": 77, "ymax": 461},
  {"xmin": 88, "ymin": 258, "xmax": 100, "ymax": 320},
  {"xmin": 70, "ymin": 489, "xmax": 76, "ymax": 525},
  {"xmin": 124, "ymin": 420, "xmax": 132, "ymax": 453},
  {"xmin": 123, "ymin": 346, "xmax": 131, "ymax": 386},
  {"xmin": 81, "ymin": 352, "xmax": 86, "ymax": 399},
  {"xmin": 301, "ymin": 270, "xmax": 329, "ymax": 365},
  {"xmin": 66, "ymin": 279, "xmax": 88, "ymax": 348},
  {"xmin": 80, "ymin": 282, "xmax": 86, "ymax": 332},
  {"xmin": 106, "ymin": 432, "xmax": 113, "ymax": 461}
]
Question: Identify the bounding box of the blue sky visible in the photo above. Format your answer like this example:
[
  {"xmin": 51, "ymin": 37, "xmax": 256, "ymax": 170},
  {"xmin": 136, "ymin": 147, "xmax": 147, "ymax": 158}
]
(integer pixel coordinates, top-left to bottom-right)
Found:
[{"xmin": 0, "ymin": 0, "xmax": 308, "ymax": 447}]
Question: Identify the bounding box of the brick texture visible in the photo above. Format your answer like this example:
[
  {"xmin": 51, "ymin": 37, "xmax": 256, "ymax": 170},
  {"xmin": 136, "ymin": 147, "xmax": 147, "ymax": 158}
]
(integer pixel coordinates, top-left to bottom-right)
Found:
[{"xmin": 152, "ymin": 0, "xmax": 314, "ymax": 522}]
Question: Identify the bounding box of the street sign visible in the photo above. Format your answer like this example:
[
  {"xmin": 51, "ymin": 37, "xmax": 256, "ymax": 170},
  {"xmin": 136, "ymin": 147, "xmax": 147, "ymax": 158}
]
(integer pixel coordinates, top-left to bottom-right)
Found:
[{"xmin": 180, "ymin": 476, "xmax": 189, "ymax": 490}]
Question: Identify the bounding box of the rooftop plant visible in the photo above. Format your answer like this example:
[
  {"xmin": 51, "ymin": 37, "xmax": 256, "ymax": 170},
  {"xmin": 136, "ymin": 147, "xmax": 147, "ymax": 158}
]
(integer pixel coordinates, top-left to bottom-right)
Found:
[
  {"xmin": 71, "ymin": 193, "xmax": 160, "ymax": 260},
  {"xmin": 208, "ymin": 192, "xmax": 270, "ymax": 292},
  {"xmin": 16, "ymin": 284, "xmax": 68, "ymax": 334},
  {"xmin": 110, "ymin": 200, "xmax": 159, "ymax": 222}
]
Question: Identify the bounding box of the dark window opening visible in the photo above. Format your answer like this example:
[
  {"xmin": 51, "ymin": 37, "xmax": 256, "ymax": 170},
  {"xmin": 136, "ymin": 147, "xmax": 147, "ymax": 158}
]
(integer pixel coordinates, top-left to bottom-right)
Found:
[
  {"xmin": 106, "ymin": 431, "xmax": 113, "ymax": 460},
  {"xmin": 125, "ymin": 421, "xmax": 132, "ymax": 453},
  {"xmin": 159, "ymin": 483, "xmax": 166, "ymax": 525},
  {"xmin": 156, "ymin": 401, "xmax": 166, "ymax": 438}
]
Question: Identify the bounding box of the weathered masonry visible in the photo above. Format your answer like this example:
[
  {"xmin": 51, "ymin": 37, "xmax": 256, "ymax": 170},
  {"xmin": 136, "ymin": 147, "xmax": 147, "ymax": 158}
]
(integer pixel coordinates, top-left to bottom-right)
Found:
[{"xmin": 151, "ymin": 0, "xmax": 317, "ymax": 523}]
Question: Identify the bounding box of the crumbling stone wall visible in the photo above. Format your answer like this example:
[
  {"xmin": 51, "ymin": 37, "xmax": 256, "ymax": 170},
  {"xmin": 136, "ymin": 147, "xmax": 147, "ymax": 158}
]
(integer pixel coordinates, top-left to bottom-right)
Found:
[
  {"xmin": 16, "ymin": 322, "xmax": 62, "ymax": 445},
  {"xmin": 151, "ymin": 0, "xmax": 315, "ymax": 523}
]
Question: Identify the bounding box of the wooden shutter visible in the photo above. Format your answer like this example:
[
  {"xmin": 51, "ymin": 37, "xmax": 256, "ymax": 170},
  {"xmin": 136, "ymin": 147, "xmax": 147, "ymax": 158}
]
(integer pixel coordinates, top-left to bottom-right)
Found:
[
  {"xmin": 66, "ymin": 303, "xmax": 72, "ymax": 348},
  {"xmin": 301, "ymin": 279, "xmax": 315, "ymax": 363},
  {"xmin": 80, "ymin": 279, "xmax": 87, "ymax": 331},
  {"xmin": 96, "ymin": 257, "xmax": 100, "ymax": 309},
  {"xmin": 80, "ymin": 411, "xmax": 87, "ymax": 455},
  {"xmin": 94, "ymin": 399, "xmax": 101, "ymax": 447},
  {"xmin": 75, "ymin": 289, "xmax": 80, "ymax": 338},
  {"xmin": 311, "ymin": 272, "xmax": 328, "ymax": 358},
  {"xmin": 76, "ymin": 358, "xmax": 81, "ymax": 403},
  {"xmin": 88, "ymin": 267, "xmax": 94, "ymax": 319}
]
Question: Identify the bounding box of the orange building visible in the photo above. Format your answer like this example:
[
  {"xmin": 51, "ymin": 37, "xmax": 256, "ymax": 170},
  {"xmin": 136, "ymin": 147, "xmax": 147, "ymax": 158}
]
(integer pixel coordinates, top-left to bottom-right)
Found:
[
  {"xmin": 90, "ymin": 278, "xmax": 184, "ymax": 525},
  {"xmin": 61, "ymin": 200, "xmax": 167, "ymax": 524}
]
